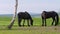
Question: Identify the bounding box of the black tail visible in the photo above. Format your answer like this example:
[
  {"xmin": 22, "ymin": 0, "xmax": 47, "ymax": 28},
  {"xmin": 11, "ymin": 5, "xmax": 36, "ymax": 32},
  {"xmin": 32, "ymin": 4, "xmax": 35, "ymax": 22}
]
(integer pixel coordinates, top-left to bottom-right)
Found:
[{"xmin": 55, "ymin": 13, "xmax": 59, "ymax": 26}]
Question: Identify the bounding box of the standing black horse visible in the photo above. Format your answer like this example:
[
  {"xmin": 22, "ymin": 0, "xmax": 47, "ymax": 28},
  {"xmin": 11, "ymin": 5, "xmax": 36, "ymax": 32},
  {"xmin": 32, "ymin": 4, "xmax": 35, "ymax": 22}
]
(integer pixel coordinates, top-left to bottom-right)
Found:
[
  {"xmin": 41, "ymin": 11, "xmax": 59, "ymax": 26},
  {"xmin": 18, "ymin": 11, "xmax": 33, "ymax": 27}
]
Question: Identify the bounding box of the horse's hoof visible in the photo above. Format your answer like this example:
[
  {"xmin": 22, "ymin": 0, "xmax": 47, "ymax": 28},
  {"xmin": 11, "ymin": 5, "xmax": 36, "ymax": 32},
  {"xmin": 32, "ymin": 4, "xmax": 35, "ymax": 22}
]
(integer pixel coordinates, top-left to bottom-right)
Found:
[
  {"xmin": 42, "ymin": 25, "xmax": 44, "ymax": 26},
  {"xmin": 55, "ymin": 25, "xmax": 57, "ymax": 26},
  {"xmin": 23, "ymin": 25, "xmax": 24, "ymax": 27},
  {"xmin": 45, "ymin": 25, "xmax": 46, "ymax": 26},
  {"xmin": 19, "ymin": 25, "xmax": 21, "ymax": 27},
  {"xmin": 8, "ymin": 26, "xmax": 11, "ymax": 29},
  {"xmin": 28, "ymin": 25, "xmax": 30, "ymax": 27}
]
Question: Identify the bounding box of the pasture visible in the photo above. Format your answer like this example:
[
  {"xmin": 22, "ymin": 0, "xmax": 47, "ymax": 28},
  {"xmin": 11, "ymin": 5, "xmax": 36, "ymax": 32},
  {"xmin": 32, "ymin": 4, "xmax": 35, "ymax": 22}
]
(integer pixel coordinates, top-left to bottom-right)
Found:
[{"xmin": 0, "ymin": 16, "xmax": 60, "ymax": 34}]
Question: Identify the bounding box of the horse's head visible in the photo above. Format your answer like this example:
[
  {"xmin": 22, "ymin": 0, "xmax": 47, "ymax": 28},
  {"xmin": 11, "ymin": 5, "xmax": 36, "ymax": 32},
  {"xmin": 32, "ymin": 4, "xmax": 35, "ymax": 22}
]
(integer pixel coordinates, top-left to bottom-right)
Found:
[
  {"xmin": 31, "ymin": 19, "xmax": 33, "ymax": 26},
  {"xmin": 41, "ymin": 11, "xmax": 47, "ymax": 19}
]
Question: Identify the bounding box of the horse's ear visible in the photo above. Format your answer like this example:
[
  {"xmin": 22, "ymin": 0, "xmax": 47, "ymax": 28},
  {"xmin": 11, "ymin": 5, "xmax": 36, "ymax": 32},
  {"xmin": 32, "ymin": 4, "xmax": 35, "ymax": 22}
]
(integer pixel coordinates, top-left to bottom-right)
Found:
[
  {"xmin": 25, "ymin": 11, "xmax": 27, "ymax": 12},
  {"xmin": 43, "ymin": 11, "xmax": 46, "ymax": 12},
  {"xmin": 25, "ymin": 11, "xmax": 28, "ymax": 13},
  {"xmin": 43, "ymin": 11, "xmax": 46, "ymax": 13}
]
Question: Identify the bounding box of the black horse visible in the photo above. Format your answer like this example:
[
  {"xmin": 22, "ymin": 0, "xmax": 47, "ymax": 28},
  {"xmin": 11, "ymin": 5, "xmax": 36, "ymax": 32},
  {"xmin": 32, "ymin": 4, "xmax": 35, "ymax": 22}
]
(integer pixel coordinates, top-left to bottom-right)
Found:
[
  {"xmin": 18, "ymin": 11, "xmax": 33, "ymax": 27},
  {"xmin": 41, "ymin": 11, "xmax": 59, "ymax": 26}
]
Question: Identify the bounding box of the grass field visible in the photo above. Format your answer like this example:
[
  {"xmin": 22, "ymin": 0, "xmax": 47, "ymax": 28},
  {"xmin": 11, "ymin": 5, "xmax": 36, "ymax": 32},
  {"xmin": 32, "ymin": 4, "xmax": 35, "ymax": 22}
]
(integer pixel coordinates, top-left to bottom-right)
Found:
[{"xmin": 0, "ymin": 16, "xmax": 60, "ymax": 34}]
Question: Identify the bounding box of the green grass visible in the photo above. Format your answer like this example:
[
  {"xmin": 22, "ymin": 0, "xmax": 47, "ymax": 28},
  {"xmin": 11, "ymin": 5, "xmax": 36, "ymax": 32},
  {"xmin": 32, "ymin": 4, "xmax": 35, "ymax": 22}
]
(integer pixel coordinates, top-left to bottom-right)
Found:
[{"xmin": 0, "ymin": 16, "xmax": 60, "ymax": 34}]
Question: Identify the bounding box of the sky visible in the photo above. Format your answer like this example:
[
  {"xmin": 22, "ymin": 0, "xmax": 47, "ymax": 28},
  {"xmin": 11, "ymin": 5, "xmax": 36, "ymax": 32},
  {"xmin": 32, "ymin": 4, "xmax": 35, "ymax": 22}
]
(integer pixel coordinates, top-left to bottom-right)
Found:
[{"xmin": 0, "ymin": 0, "xmax": 60, "ymax": 14}]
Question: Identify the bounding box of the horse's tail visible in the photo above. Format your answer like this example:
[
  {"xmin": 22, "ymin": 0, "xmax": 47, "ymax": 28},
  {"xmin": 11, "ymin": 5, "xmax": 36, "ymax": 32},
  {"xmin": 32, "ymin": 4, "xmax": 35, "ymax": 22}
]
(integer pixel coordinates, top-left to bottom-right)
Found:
[{"xmin": 56, "ymin": 13, "xmax": 59, "ymax": 25}]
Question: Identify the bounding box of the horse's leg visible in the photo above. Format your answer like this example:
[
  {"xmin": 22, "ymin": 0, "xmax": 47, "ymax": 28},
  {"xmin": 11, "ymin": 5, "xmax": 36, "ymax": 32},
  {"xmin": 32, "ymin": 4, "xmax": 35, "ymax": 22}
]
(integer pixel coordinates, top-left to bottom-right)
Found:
[
  {"xmin": 55, "ymin": 16, "xmax": 59, "ymax": 26},
  {"xmin": 45, "ymin": 19, "xmax": 46, "ymax": 26},
  {"xmin": 55, "ymin": 18, "xmax": 57, "ymax": 26},
  {"xmin": 42, "ymin": 18, "xmax": 44, "ymax": 26},
  {"xmin": 27, "ymin": 19, "xmax": 30, "ymax": 26},
  {"xmin": 51, "ymin": 18, "xmax": 55, "ymax": 26},
  {"xmin": 23, "ymin": 19, "xmax": 25, "ymax": 26},
  {"xmin": 18, "ymin": 18, "xmax": 22, "ymax": 27}
]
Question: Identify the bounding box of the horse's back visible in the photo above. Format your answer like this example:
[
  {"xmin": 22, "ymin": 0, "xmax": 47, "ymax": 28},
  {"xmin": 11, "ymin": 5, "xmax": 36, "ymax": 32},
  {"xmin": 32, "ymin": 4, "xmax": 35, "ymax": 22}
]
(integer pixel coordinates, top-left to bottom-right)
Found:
[
  {"xmin": 18, "ymin": 12, "xmax": 25, "ymax": 18},
  {"xmin": 41, "ymin": 11, "xmax": 58, "ymax": 19},
  {"xmin": 18, "ymin": 12, "xmax": 32, "ymax": 19}
]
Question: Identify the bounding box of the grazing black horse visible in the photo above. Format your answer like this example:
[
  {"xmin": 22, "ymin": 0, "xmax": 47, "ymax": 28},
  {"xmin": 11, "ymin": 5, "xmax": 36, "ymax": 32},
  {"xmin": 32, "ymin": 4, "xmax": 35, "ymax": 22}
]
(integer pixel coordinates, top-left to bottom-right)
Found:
[
  {"xmin": 41, "ymin": 11, "xmax": 59, "ymax": 26},
  {"xmin": 18, "ymin": 11, "xmax": 33, "ymax": 26}
]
